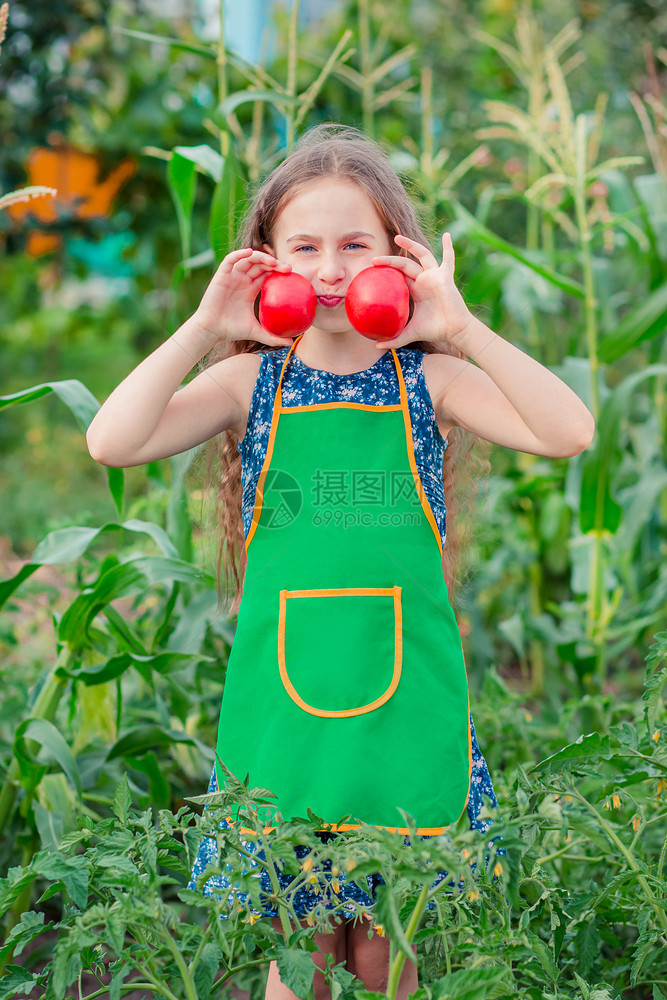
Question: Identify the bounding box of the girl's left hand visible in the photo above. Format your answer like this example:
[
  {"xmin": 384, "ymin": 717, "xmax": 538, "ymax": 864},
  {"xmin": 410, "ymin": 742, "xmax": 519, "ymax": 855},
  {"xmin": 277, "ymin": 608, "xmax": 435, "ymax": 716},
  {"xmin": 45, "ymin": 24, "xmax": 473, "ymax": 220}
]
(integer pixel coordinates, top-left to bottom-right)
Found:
[{"xmin": 371, "ymin": 233, "xmax": 472, "ymax": 348}]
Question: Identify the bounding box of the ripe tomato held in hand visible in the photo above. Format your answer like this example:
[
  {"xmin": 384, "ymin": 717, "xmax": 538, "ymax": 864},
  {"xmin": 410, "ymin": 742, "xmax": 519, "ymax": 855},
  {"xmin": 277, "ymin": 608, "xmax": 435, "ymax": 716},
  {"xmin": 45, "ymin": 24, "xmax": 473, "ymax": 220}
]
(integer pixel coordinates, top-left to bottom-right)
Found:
[
  {"xmin": 345, "ymin": 265, "xmax": 410, "ymax": 341},
  {"xmin": 259, "ymin": 272, "xmax": 317, "ymax": 338}
]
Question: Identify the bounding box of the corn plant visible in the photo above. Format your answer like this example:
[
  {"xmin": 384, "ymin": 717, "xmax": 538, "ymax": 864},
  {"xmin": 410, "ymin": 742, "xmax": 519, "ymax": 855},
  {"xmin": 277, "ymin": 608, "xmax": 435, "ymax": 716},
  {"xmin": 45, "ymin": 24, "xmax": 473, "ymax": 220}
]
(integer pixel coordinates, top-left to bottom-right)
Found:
[
  {"xmin": 0, "ymin": 380, "xmax": 236, "ymax": 936},
  {"xmin": 446, "ymin": 7, "xmax": 667, "ymax": 697}
]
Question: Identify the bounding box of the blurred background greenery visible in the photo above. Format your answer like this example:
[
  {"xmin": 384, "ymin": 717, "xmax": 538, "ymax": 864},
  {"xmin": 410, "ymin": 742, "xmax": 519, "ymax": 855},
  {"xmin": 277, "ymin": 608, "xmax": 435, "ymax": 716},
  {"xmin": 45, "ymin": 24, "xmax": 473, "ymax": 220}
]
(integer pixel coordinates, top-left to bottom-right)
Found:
[
  {"xmin": 0, "ymin": 3, "xmax": 666, "ymax": 991},
  {"xmin": 2, "ymin": 0, "xmax": 665, "ymax": 673}
]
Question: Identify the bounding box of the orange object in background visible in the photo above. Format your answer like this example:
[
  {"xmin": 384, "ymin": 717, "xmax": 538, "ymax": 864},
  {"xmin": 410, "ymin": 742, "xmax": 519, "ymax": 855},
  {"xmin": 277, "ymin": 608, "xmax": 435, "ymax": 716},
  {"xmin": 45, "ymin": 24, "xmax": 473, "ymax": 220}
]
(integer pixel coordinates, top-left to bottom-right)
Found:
[{"xmin": 6, "ymin": 141, "xmax": 136, "ymax": 257}]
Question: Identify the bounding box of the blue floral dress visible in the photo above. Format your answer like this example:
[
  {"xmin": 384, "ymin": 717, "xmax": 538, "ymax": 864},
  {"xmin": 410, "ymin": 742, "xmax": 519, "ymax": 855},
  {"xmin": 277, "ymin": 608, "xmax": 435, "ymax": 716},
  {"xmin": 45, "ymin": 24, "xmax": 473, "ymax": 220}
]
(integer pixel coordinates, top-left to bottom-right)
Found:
[{"xmin": 188, "ymin": 345, "xmax": 500, "ymax": 916}]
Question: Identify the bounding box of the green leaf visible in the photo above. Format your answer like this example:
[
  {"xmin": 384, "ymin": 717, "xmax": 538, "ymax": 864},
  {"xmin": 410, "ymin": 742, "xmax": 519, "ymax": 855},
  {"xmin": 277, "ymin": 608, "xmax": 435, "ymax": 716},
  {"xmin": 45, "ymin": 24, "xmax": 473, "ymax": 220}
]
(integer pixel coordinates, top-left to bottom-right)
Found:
[
  {"xmin": 108, "ymin": 467, "xmax": 125, "ymax": 517},
  {"xmin": 599, "ymin": 281, "xmax": 667, "ymax": 362},
  {"xmin": 167, "ymin": 589, "xmax": 231, "ymax": 654},
  {"xmin": 218, "ymin": 89, "xmax": 298, "ymax": 118},
  {"xmin": 52, "ymin": 934, "xmax": 83, "ymax": 999},
  {"xmin": 431, "ymin": 966, "xmax": 507, "ymax": 999},
  {"xmin": 579, "ymin": 456, "xmax": 622, "ymax": 535},
  {"xmin": 372, "ymin": 884, "xmax": 417, "ymax": 963},
  {"xmin": 193, "ymin": 942, "xmax": 223, "ymax": 999},
  {"xmin": 109, "ymin": 962, "xmax": 124, "ymax": 1000},
  {"xmin": 451, "ymin": 201, "xmax": 585, "ymax": 298},
  {"xmin": 0, "ymin": 910, "xmax": 52, "ymax": 965},
  {"xmin": 0, "ymin": 379, "xmax": 99, "ymax": 428},
  {"xmin": 634, "ymin": 173, "xmax": 667, "ymax": 259},
  {"xmin": 105, "ymin": 906, "xmax": 126, "ymax": 956},
  {"xmin": 574, "ymin": 916, "xmax": 600, "ymax": 979},
  {"xmin": 526, "ymin": 930, "xmax": 558, "ymax": 983},
  {"xmin": 57, "ymin": 556, "xmax": 212, "ymax": 647},
  {"xmin": 168, "ymin": 448, "xmax": 201, "ymax": 561},
  {"xmin": 0, "ymin": 519, "xmax": 180, "ymax": 611},
  {"xmin": 572, "ymin": 972, "xmax": 615, "ymax": 1000},
  {"xmin": 0, "ymin": 869, "xmax": 38, "ymax": 919},
  {"xmin": 94, "ymin": 854, "xmax": 139, "ymax": 875},
  {"xmin": 174, "ymin": 144, "xmax": 224, "ymax": 183},
  {"xmin": 32, "ymin": 799, "xmax": 65, "ymax": 852},
  {"xmin": 107, "ymin": 725, "xmax": 200, "ymax": 760},
  {"xmin": 112, "ymin": 774, "xmax": 132, "ymax": 825},
  {"xmin": 60, "ymin": 651, "xmax": 207, "ymax": 686},
  {"xmin": 168, "ymin": 151, "xmax": 197, "ymax": 262},
  {"xmin": 127, "ymin": 753, "xmax": 171, "ymax": 809},
  {"xmin": 631, "ymin": 909, "xmax": 661, "ymax": 987},
  {"xmin": 0, "ymin": 378, "xmax": 124, "ymax": 511},
  {"xmin": 31, "ymin": 851, "xmax": 89, "ymax": 909},
  {"xmin": 579, "ymin": 364, "xmax": 667, "ymax": 534},
  {"xmin": 532, "ymin": 731, "xmax": 613, "ymax": 773},
  {"xmin": 209, "ymin": 140, "xmax": 247, "ymax": 264},
  {"xmin": 643, "ymin": 631, "xmax": 667, "ymax": 736},
  {"xmin": 113, "ymin": 26, "xmax": 217, "ymax": 59},
  {"xmin": 276, "ymin": 942, "xmax": 316, "ymax": 1000},
  {"xmin": 0, "ymin": 967, "xmax": 40, "ymax": 1000},
  {"xmin": 14, "ymin": 719, "xmax": 83, "ymax": 797}
]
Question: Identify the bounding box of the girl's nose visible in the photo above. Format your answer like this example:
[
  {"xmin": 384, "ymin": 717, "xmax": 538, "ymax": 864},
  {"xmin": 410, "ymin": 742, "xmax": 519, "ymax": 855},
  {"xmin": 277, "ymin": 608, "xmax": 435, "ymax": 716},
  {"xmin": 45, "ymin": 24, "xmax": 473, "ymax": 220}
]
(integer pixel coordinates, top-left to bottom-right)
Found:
[{"xmin": 316, "ymin": 253, "xmax": 345, "ymax": 285}]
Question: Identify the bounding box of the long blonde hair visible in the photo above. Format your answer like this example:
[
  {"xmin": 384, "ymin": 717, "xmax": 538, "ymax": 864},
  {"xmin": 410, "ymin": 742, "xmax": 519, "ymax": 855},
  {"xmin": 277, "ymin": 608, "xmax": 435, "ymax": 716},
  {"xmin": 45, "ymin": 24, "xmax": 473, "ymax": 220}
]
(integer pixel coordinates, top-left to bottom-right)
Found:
[{"xmin": 200, "ymin": 124, "xmax": 488, "ymax": 617}]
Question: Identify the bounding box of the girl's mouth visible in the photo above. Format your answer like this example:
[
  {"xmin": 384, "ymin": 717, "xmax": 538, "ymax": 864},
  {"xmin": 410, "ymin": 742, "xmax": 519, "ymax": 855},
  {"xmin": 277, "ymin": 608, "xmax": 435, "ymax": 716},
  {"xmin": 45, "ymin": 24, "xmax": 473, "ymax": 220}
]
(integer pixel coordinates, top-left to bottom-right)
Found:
[{"xmin": 318, "ymin": 295, "xmax": 344, "ymax": 308}]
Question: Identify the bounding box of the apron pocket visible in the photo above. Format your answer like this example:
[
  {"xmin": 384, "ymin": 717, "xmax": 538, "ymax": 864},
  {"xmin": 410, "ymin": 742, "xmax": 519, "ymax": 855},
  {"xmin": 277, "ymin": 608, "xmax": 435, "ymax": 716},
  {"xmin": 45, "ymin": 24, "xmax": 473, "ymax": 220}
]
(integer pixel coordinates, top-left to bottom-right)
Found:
[{"xmin": 278, "ymin": 586, "xmax": 402, "ymax": 718}]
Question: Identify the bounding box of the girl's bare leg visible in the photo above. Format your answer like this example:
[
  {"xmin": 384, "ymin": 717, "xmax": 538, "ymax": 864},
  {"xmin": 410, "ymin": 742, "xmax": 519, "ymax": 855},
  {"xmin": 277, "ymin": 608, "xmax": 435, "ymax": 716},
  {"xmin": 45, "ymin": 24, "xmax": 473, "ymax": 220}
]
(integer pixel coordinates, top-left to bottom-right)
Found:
[
  {"xmin": 346, "ymin": 918, "xmax": 418, "ymax": 1000},
  {"xmin": 265, "ymin": 917, "xmax": 346, "ymax": 1000}
]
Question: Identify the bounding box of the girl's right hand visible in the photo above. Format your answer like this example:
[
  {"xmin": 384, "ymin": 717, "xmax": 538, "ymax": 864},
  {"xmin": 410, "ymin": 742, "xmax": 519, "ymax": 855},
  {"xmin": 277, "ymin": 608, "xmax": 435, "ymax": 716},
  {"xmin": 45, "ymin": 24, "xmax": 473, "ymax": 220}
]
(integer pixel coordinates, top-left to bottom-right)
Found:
[{"xmin": 193, "ymin": 248, "xmax": 294, "ymax": 348}]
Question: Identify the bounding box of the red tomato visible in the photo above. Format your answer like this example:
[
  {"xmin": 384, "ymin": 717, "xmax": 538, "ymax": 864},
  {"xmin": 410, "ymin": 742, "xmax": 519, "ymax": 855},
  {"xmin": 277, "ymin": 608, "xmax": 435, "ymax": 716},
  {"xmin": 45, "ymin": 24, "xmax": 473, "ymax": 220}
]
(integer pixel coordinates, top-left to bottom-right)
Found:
[
  {"xmin": 345, "ymin": 265, "xmax": 410, "ymax": 340},
  {"xmin": 259, "ymin": 272, "xmax": 317, "ymax": 338}
]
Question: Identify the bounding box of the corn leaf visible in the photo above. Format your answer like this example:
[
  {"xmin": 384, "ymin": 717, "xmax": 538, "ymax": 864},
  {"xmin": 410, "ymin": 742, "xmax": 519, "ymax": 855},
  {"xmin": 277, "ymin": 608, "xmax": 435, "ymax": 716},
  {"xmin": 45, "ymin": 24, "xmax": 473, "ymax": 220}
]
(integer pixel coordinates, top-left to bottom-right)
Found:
[
  {"xmin": 452, "ymin": 202, "xmax": 585, "ymax": 298},
  {"xmin": 209, "ymin": 140, "xmax": 248, "ymax": 264},
  {"xmin": 579, "ymin": 364, "xmax": 667, "ymax": 534},
  {"xmin": 598, "ymin": 282, "xmax": 667, "ymax": 362},
  {"xmin": 168, "ymin": 152, "xmax": 197, "ymax": 263},
  {"xmin": 0, "ymin": 520, "xmax": 180, "ymax": 611},
  {"xmin": 14, "ymin": 719, "xmax": 83, "ymax": 797},
  {"xmin": 173, "ymin": 144, "xmax": 224, "ymax": 184},
  {"xmin": 218, "ymin": 89, "xmax": 298, "ymax": 119}
]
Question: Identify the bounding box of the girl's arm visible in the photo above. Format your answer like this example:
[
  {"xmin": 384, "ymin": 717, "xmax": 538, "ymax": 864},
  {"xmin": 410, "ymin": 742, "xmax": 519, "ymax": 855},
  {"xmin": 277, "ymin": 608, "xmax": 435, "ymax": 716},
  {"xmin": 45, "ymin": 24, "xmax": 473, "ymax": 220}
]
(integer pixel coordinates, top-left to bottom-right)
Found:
[
  {"xmin": 86, "ymin": 316, "xmax": 248, "ymax": 466},
  {"xmin": 86, "ymin": 249, "xmax": 290, "ymax": 467},
  {"xmin": 372, "ymin": 234, "xmax": 595, "ymax": 458}
]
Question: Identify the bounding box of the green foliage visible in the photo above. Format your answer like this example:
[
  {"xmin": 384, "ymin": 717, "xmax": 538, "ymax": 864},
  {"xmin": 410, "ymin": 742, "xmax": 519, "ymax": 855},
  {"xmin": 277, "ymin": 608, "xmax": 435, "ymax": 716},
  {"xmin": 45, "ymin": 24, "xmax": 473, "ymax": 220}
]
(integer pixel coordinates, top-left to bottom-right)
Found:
[
  {"xmin": 0, "ymin": 668, "xmax": 664, "ymax": 998},
  {"xmin": 1, "ymin": 1, "xmax": 666, "ymax": 996}
]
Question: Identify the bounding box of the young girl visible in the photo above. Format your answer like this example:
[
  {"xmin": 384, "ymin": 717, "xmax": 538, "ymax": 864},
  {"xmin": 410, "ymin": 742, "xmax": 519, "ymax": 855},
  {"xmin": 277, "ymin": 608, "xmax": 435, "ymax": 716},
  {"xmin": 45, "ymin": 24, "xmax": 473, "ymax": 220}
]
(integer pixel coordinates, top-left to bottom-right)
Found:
[{"xmin": 86, "ymin": 123, "xmax": 595, "ymax": 999}]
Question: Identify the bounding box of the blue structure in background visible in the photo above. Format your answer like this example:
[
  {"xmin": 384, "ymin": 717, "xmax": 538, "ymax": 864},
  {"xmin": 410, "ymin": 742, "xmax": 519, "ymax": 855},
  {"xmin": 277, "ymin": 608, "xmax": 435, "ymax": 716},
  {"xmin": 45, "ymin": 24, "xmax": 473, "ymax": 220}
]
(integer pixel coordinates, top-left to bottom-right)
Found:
[{"xmin": 195, "ymin": 0, "xmax": 332, "ymax": 63}]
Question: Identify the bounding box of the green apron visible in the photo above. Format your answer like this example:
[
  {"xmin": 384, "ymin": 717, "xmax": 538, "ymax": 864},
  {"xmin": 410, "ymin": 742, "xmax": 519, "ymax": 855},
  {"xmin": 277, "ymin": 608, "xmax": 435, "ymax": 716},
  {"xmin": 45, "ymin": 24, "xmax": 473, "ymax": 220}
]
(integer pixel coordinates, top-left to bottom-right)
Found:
[{"xmin": 215, "ymin": 335, "xmax": 472, "ymax": 834}]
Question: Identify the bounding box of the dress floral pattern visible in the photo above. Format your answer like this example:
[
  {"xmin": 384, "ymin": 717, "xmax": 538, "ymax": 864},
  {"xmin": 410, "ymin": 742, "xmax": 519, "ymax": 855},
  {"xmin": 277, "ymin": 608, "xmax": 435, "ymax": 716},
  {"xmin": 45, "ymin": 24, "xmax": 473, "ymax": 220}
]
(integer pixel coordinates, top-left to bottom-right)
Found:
[{"xmin": 188, "ymin": 344, "xmax": 500, "ymax": 916}]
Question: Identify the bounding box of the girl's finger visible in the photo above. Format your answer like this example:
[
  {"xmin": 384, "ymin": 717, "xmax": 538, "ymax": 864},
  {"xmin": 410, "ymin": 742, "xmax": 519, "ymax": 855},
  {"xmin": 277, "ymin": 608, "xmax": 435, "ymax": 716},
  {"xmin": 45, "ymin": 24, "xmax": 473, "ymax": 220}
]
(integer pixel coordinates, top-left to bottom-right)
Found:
[
  {"xmin": 238, "ymin": 260, "xmax": 291, "ymax": 281},
  {"xmin": 371, "ymin": 256, "xmax": 422, "ymax": 280},
  {"xmin": 371, "ymin": 313, "xmax": 434, "ymax": 349},
  {"xmin": 251, "ymin": 325, "xmax": 299, "ymax": 348},
  {"xmin": 235, "ymin": 252, "xmax": 290, "ymax": 272},
  {"xmin": 372, "ymin": 326, "xmax": 424, "ymax": 350},
  {"xmin": 441, "ymin": 232, "xmax": 456, "ymax": 275},
  {"xmin": 394, "ymin": 234, "xmax": 439, "ymax": 268},
  {"xmin": 218, "ymin": 247, "xmax": 254, "ymax": 272}
]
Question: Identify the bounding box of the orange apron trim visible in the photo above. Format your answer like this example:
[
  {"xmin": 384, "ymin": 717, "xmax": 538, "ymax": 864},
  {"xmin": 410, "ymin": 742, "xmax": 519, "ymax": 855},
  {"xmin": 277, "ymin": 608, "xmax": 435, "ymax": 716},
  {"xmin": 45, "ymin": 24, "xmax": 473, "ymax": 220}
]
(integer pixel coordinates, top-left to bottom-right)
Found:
[{"xmin": 277, "ymin": 586, "xmax": 403, "ymax": 719}]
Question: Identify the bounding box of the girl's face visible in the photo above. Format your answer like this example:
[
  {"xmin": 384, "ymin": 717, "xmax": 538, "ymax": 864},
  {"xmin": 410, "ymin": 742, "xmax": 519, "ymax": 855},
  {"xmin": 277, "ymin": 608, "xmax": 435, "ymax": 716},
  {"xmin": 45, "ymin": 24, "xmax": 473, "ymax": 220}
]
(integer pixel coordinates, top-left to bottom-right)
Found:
[{"xmin": 264, "ymin": 176, "xmax": 394, "ymax": 335}]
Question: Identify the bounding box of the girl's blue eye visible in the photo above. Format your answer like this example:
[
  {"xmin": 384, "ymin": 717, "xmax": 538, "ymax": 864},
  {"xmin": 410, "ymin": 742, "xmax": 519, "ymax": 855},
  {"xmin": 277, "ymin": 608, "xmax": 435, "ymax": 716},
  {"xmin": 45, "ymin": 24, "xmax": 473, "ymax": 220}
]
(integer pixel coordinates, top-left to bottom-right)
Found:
[{"xmin": 294, "ymin": 243, "xmax": 367, "ymax": 252}]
